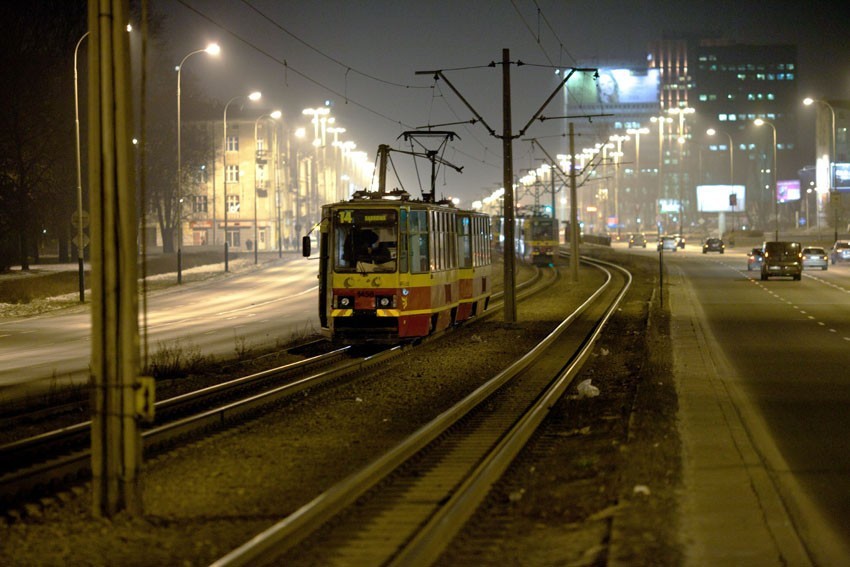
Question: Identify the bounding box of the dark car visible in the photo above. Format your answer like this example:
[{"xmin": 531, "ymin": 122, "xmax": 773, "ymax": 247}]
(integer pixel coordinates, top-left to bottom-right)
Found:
[
  {"xmin": 761, "ymin": 241, "xmax": 802, "ymax": 280},
  {"xmin": 628, "ymin": 233, "xmax": 647, "ymax": 248},
  {"xmin": 747, "ymin": 248, "xmax": 764, "ymax": 271},
  {"xmin": 702, "ymin": 238, "xmax": 725, "ymax": 254},
  {"xmin": 672, "ymin": 233, "xmax": 686, "ymax": 248},
  {"xmin": 830, "ymin": 240, "xmax": 850, "ymax": 264}
]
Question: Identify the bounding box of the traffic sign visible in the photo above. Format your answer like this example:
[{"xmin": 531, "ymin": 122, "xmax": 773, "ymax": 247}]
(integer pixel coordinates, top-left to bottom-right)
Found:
[
  {"xmin": 71, "ymin": 210, "xmax": 90, "ymax": 228},
  {"xmin": 72, "ymin": 234, "xmax": 90, "ymax": 249}
]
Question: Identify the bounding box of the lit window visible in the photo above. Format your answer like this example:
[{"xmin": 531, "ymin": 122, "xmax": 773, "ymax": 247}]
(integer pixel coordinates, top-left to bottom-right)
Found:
[
  {"xmin": 226, "ymin": 135, "xmax": 239, "ymax": 152},
  {"xmin": 719, "ymin": 114, "xmax": 728, "ymax": 121},
  {"xmin": 226, "ymin": 165, "xmax": 239, "ymax": 183},
  {"xmin": 192, "ymin": 195, "xmax": 208, "ymax": 213},
  {"xmin": 227, "ymin": 194, "xmax": 240, "ymax": 213}
]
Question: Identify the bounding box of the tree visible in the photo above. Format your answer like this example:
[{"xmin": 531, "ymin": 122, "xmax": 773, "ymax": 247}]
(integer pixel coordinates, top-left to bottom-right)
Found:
[{"xmin": 0, "ymin": 3, "xmax": 84, "ymax": 270}]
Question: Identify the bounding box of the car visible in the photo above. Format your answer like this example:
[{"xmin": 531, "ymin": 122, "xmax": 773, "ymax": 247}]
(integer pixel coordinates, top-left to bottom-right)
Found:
[
  {"xmin": 628, "ymin": 233, "xmax": 647, "ymax": 248},
  {"xmin": 702, "ymin": 238, "xmax": 725, "ymax": 254},
  {"xmin": 802, "ymin": 246, "xmax": 828, "ymax": 270},
  {"xmin": 761, "ymin": 241, "xmax": 802, "ymax": 280},
  {"xmin": 747, "ymin": 247, "xmax": 764, "ymax": 271},
  {"xmin": 829, "ymin": 240, "xmax": 850, "ymax": 264},
  {"xmin": 658, "ymin": 236, "xmax": 677, "ymax": 252},
  {"xmin": 672, "ymin": 233, "xmax": 686, "ymax": 248}
]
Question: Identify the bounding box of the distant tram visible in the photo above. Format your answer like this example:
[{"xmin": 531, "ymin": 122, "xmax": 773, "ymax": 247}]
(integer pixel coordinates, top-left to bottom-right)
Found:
[
  {"xmin": 493, "ymin": 214, "xmax": 560, "ymax": 266},
  {"xmin": 305, "ymin": 139, "xmax": 492, "ymax": 344}
]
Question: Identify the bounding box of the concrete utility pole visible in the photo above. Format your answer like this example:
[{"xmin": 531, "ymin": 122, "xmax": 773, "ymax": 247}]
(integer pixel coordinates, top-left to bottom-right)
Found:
[
  {"xmin": 569, "ymin": 123, "xmax": 580, "ymax": 282},
  {"xmin": 88, "ymin": 0, "xmax": 145, "ymax": 517},
  {"xmin": 501, "ymin": 48, "xmax": 517, "ymax": 323},
  {"xmin": 417, "ymin": 53, "xmax": 595, "ymax": 325}
]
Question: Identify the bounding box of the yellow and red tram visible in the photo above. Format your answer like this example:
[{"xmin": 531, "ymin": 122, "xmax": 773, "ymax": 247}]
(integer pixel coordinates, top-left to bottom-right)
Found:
[
  {"xmin": 311, "ymin": 194, "xmax": 492, "ymax": 343},
  {"xmin": 305, "ymin": 139, "xmax": 492, "ymax": 344}
]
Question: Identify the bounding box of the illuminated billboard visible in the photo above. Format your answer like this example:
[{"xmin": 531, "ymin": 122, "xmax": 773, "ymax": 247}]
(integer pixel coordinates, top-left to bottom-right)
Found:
[
  {"xmin": 833, "ymin": 163, "xmax": 850, "ymax": 191},
  {"xmin": 569, "ymin": 68, "xmax": 660, "ymax": 105},
  {"xmin": 658, "ymin": 199, "xmax": 681, "ymax": 213},
  {"xmin": 777, "ymin": 179, "xmax": 800, "ymax": 202},
  {"xmin": 696, "ymin": 185, "xmax": 746, "ymax": 213}
]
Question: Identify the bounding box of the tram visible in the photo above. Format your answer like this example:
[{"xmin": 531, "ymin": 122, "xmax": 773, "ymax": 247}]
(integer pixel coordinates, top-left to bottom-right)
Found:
[
  {"xmin": 493, "ymin": 213, "xmax": 560, "ymax": 266},
  {"xmin": 304, "ymin": 136, "xmax": 492, "ymax": 344}
]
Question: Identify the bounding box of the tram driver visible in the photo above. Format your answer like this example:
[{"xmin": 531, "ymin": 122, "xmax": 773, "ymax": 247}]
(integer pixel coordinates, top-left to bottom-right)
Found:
[{"xmin": 346, "ymin": 228, "xmax": 394, "ymax": 271}]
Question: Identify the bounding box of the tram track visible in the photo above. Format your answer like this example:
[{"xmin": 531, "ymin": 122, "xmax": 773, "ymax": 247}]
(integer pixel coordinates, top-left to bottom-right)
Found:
[
  {"xmin": 210, "ymin": 256, "xmax": 631, "ymax": 566},
  {"xmin": 0, "ymin": 263, "xmax": 549, "ymax": 513}
]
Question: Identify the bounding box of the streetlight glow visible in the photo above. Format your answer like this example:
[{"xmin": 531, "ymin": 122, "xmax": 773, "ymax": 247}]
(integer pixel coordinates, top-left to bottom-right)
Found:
[
  {"xmin": 754, "ymin": 118, "xmax": 779, "ymax": 240},
  {"xmin": 176, "ymin": 44, "xmax": 221, "ymax": 284}
]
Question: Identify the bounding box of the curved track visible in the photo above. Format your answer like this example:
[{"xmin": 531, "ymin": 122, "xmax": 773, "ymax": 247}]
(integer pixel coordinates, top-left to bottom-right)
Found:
[{"xmin": 211, "ymin": 256, "xmax": 631, "ymax": 566}]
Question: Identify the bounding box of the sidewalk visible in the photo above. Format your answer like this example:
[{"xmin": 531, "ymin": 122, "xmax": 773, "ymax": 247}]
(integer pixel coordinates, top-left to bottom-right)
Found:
[{"xmin": 668, "ymin": 265, "xmax": 812, "ymax": 565}]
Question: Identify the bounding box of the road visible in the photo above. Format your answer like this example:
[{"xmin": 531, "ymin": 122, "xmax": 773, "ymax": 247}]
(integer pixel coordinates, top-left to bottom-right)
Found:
[
  {"xmin": 621, "ymin": 240, "xmax": 850, "ymax": 558},
  {"xmin": 0, "ymin": 256, "xmax": 320, "ymax": 396}
]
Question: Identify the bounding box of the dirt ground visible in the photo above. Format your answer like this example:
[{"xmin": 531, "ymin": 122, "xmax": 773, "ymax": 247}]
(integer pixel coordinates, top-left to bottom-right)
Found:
[{"xmin": 1, "ymin": 249, "xmax": 682, "ymax": 565}]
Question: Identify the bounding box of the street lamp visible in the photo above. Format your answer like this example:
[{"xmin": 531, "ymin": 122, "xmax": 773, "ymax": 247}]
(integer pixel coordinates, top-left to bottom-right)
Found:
[
  {"xmin": 254, "ymin": 110, "xmax": 281, "ymax": 264},
  {"xmin": 609, "ymin": 134, "xmax": 630, "ymax": 238},
  {"xmin": 626, "ymin": 127, "xmax": 650, "ymax": 232},
  {"xmin": 650, "ymin": 115, "xmax": 673, "ymax": 235},
  {"xmin": 176, "ymin": 43, "xmax": 220, "ymax": 284},
  {"xmin": 706, "ymin": 128, "xmax": 734, "ymax": 183},
  {"xmin": 302, "ymin": 107, "xmax": 330, "ymax": 218},
  {"xmin": 804, "ymin": 97, "xmax": 837, "ymax": 239},
  {"xmin": 754, "ymin": 118, "xmax": 779, "ymax": 240},
  {"xmin": 73, "ymin": 31, "xmax": 90, "ymax": 303},
  {"xmin": 223, "ymin": 91, "xmax": 262, "ymax": 272},
  {"xmin": 668, "ymin": 107, "xmax": 695, "ymax": 235}
]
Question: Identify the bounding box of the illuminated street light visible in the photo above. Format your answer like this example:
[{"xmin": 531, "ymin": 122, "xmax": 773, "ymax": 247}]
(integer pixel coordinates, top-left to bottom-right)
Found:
[
  {"xmin": 706, "ymin": 128, "xmax": 734, "ymax": 183},
  {"xmin": 253, "ymin": 110, "xmax": 282, "ymax": 264},
  {"xmin": 223, "ymin": 91, "xmax": 262, "ymax": 272},
  {"xmin": 804, "ymin": 97, "xmax": 838, "ymax": 239},
  {"xmin": 754, "ymin": 118, "xmax": 779, "ymax": 241},
  {"xmin": 72, "ymin": 24, "xmax": 135, "ymax": 302},
  {"xmin": 609, "ymin": 134, "xmax": 630, "ymax": 238},
  {"xmin": 176, "ymin": 43, "xmax": 220, "ymax": 284},
  {"xmin": 667, "ymin": 108, "xmax": 695, "ymax": 235},
  {"xmin": 626, "ymin": 127, "xmax": 650, "ymax": 233},
  {"xmin": 649, "ymin": 115, "xmax": 673, "ymax": 235}
]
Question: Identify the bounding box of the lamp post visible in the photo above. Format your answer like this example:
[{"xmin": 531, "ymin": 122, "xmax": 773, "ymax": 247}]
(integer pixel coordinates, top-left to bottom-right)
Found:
[
  {"xmin": 668, "ymin": 107, "xmax": 695, "ymax": 236},
  {"xmin": 302, "ymin": 107, "xmax": 330, "ymax": 221},
  {"xmin": 626, "ymin": 127, "xmax": 649, "ymax": 233},
  {"xmin": 73, "ymin": 31, "xmax": 90, "ymax": 303},
  {"xmin": 804, "ymin": 97, "xmax": 837, "ymax": 239},
  {"xmin": 223, "ymin": 91, "xmax": 262, "ymax": 271},
  {"xmin": 754, "ymin": 118, "xmax": 779, "ymax": 240},
  {"xmin": 609, "ymin": 134, "xmax": 630, "ymax": 239},
  {"xmin": 650, "ymin": 115, "xmax": 672, "ymax": 235},
  {"xmin": 176, "ymin": 43, "xmax": 220, "ymax": 284},
  {"xmin": 253, "ymin": 110, "xmax": 281, "ymax": 264},
  {"xmin": 706, "ymin": 128, "xmax": 733, "ymax": 183}
]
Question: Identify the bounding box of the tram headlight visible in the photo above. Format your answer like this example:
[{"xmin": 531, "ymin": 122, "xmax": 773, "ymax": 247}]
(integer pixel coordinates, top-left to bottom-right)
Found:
[
  {"xmin": 376, "ymin": 295, "xmax": 395, "ymax": 308},
  {"xmin": 336, "ymin": 295, "xmax": 353, "ymax": 308}
]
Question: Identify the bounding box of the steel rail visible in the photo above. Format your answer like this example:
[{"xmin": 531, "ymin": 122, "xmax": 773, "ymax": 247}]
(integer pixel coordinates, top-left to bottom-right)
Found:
[{"xmin": 210, "ymin": 259, "xmax": 624, "ymax": 566}]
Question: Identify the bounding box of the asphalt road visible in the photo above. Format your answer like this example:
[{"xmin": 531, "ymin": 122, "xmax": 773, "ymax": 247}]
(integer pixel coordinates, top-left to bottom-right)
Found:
[
  {"xmin": 621, "ymin": 241, "xmax": 850, "ymax": 558},
  {"xmin": 0, "ymin": 256, "xmax": 320, "ymax": 396}
]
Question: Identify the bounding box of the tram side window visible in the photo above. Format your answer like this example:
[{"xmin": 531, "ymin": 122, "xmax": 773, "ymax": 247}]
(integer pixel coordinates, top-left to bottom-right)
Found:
[
  {"xmin": 408, "ymin": 210, "xmax": 429, "ymax": 273},
  {"xmin": 399, "ymin": 209, "xmax": 408, "ymax": 273},
  {"xmin": 459, "ymin": 216, "xmax": 472, "ymax": 269}
]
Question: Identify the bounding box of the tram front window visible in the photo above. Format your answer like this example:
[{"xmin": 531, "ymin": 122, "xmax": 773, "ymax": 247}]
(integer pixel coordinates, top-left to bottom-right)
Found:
[
  {"xmin": 337, "ymin": 224, "xmax": 398, "ymax": 273},
  {"xmin": 531, "ymin": 221, "xmax": 553, "ymax": 240}
]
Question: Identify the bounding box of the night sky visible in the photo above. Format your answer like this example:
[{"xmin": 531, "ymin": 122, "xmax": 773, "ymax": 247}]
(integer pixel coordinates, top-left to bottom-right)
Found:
[{"xmin": 156, "ymin": 0, "xmax": 849, "ymax": 205}]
